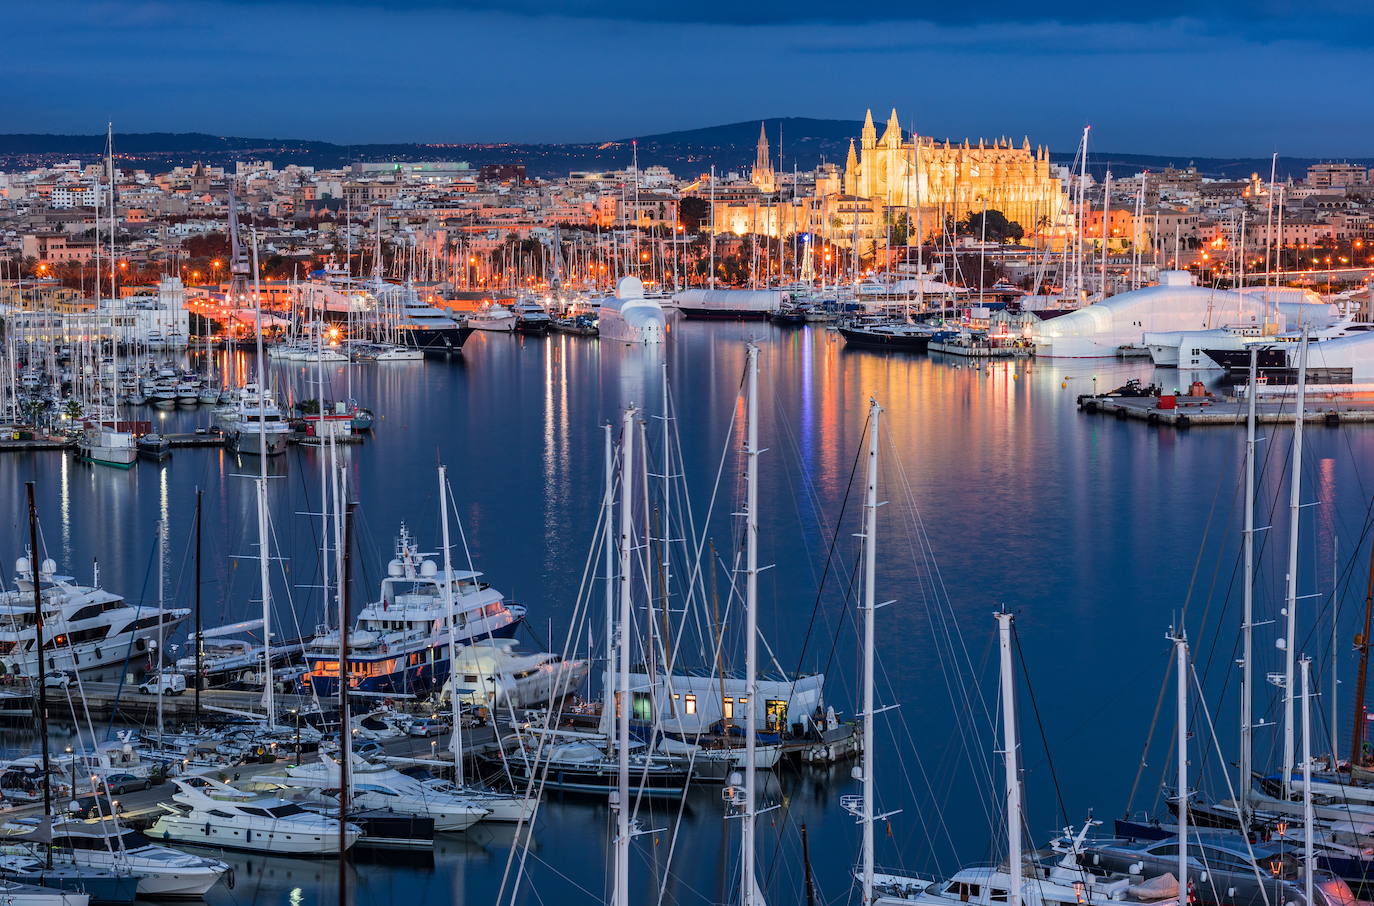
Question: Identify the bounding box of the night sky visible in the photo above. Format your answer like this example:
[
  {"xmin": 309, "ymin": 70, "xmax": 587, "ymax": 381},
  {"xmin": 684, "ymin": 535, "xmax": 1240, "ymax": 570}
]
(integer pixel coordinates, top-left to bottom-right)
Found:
[{"xmin": 5, "ymin": 0, "xmax": 1366, "ymax": 156}]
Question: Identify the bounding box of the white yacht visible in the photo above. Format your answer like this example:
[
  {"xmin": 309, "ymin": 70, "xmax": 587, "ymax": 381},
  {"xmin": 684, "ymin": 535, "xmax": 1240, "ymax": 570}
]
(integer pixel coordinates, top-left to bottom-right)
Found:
[
  {"xmin": 2, "ymin": 817, "xmax": 230, "ymax": 898},
  {"xmin": 0, "ymin": 877, "xmax": 87, "ymax": 906},
  {"xmin": 440, "ymin": 638, "xmax": 589, "ymax": 711},
  {"xmin": 466, "ymin": 303, "xmax": 517, "ymax": 333},
  {"xmin": 149, "ymin": 776, "xmax": 360, "ymax": 856},
  {"xmin": 298, "ymin": 524, "xmax": 525, "ymax": 697},
  {"xmin": 225, "ymin": 382, "xmax": 291, "ymax": 456},
  {"xmin": 75, "ymin": 422, "xmax": 137, "ymax": 468},
  {"xmin": 0, "ymin": 557, "xmax": 189, "ymax": 678},
  {"xmin": 275, "ymin": 758, "xmax": 487, "ymax": 832}
]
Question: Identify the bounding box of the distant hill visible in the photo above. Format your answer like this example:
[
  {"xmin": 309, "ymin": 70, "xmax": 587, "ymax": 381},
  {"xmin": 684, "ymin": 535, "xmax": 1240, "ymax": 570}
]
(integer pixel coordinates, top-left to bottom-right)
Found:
[{"xmin": 0, "ymin": 121, "xmax": 1368, "ymax": 182}]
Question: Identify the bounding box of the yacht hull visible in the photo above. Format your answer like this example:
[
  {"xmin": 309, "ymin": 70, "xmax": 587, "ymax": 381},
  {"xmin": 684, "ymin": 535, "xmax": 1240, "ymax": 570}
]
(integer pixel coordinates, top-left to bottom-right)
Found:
[{"xmin": 838, "ymin": 327, "xmax": 932, "ymax": 351}]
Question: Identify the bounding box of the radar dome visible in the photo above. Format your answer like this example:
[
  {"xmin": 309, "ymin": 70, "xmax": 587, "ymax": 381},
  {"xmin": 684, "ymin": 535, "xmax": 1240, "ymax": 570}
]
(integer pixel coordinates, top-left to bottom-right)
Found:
[{"xmin": 388, "ymin": 559, "xmax": 404, "ymax": 577}]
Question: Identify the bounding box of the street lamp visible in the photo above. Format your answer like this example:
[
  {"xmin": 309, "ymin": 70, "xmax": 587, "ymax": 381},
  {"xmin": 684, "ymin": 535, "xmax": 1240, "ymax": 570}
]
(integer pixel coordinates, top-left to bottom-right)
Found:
[{"xmin": 65, "ymin": 746, "xmax": 75, "ymax": 796}]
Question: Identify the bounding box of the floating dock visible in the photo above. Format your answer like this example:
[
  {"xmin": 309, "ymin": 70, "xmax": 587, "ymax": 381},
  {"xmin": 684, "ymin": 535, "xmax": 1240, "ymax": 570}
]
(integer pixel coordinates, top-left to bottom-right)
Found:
[{"xmin": 1077, "ymin": 393, "xmax": 1374, "ymax": 427}]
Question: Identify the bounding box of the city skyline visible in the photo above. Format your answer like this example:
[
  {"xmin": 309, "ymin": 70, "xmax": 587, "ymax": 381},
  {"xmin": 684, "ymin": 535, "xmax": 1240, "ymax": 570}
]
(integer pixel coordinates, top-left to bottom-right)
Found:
[{"xmin": 4, "ymin": 0, "xmax": 1367, "ymax": 157}]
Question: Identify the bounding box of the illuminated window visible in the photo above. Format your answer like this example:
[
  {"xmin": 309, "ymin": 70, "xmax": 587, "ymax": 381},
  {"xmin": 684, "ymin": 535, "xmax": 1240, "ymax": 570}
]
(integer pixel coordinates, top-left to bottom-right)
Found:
[
  {"xmin": 723, "ymin": 698, "xmax": 734, "ymax": 720},
  {"xmin": 684, "ymin": 694, "xmax": 697, "ymax": 715}
]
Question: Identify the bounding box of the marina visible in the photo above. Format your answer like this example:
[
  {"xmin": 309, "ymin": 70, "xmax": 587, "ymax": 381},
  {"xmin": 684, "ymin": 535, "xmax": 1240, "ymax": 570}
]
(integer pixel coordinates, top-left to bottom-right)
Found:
[{"xmin": 3, "ymin": 18, "xmax": 1374, "ymax": 902}]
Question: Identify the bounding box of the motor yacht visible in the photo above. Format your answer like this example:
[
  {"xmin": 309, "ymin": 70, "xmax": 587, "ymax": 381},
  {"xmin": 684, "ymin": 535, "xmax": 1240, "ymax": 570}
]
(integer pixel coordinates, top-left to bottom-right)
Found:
[{"xmin": 149, "ymin": 777, "xmax": 360, "ymax": 856}]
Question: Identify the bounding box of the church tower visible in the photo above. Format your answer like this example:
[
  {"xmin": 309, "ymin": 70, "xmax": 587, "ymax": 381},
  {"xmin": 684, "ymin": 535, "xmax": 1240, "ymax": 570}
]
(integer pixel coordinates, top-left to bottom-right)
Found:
[
  {"xmin": 860, "ymin": 109, "xmax": 877, "ymax": 150},
  {"xmin": 751, "ymin": 122, "xmax": 776, "ymax": 193}
]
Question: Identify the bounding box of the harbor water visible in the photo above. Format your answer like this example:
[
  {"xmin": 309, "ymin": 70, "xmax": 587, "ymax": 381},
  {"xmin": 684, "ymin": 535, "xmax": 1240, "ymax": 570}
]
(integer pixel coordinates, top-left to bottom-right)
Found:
[{"xmin": 1, "ymin": 323, "xmax": 1370, "ymax": 905}]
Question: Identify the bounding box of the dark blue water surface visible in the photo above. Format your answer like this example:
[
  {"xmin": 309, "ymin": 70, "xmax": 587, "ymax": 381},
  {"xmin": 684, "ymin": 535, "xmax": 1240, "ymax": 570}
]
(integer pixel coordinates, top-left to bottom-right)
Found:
[{"xmin": 2, "ymin": 323, "xmax": 1372, "ymax": 906}]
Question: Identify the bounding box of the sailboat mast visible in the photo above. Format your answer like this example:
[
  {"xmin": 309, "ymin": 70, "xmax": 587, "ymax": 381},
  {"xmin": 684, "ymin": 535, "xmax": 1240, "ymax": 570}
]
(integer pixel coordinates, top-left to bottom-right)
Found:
[
  {"xmin": 1282, "ymin": 329, "xmax": 1311, "ymax": 798},
  {"xmin": 602, "ymin": 424, "xmax": 616, "ymax": 750},
  {"xmin": 339, "ymin": 500, "xmax": 356, "ymax": 906},
  {"xmin": 1349, "ymin": 518, "xmax": 1374, "ymax": 766},
  {"xmin": 1239, "ymin": 347, "xmax": 1258, "ymax": 818},
  {"xmin": 251, "ymin": 230, "xmax": 275, "ymax": 730},
  {"xmin": 157, "ymin": 518, "xmax": 166, "ymax": 747},
  {"xmin": 996, "ymin": 611, "xmax": 1021, "ymax": 906},
  {"xmin": 1174, "ymin": 629, "xmax": 1189, "ymax": 906},
  {"xmin": 26, "ymin": 483, "xmax": 53, "ymax": 870},
  {"xmin": 438, "ymin": 465, "xmax": 464, "ymax": 786},
  {"xmin": 194, "ymin": 488, "xmax": 203, "ymax": 728},
  {"xmin": 613, "ymin": 406, "xmax": 637, "ymax": 906},
  {"xmin": 860, "ymin": 398, "xmax": 882, "ymax": 906},
  {"xmin": 742, "ymin": 343, "xmax": 761, "ymax": 906},
  {"xmin": 1301, "ymin": 656, "xmax": 1315, "ymax": 906}
]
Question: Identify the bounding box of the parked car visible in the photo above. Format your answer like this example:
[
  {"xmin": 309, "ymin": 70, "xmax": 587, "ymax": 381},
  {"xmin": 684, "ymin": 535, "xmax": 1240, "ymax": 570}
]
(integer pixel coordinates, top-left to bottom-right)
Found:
[
  {"xmin": 67, "ymin": 794, "xmax": 120, "ymax": 819},
  {"xmin": 138, "ymin": 672, "xmax": 186, "ymax": 695},
  {"xmin": 42, "ymin": 670, "xmax": 72, "ymax": 689},
  {"xmin": 103, "ymin": 773, "xmax": 150, "ymax": 795},
  {"xmin": 406, "ymin": 717, "xmax": 450, "ymax": 738}
]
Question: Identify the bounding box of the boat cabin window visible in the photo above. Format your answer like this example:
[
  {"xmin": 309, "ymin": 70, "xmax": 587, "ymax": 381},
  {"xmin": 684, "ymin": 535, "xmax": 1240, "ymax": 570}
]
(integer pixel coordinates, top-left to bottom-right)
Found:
[
  {"xmin": 684, "ymin": 694, "xmax": 697, "ymax": 715},
  {"xmin": 207, "ymin": 809, "xmax": 234, "ymax": 819},
  {"xmin": 722, "ymin": 699, "xmax": 734, "ymax": 720},
  {"xmin": 944, "ymin": 882, "xmax": 981, "ymax": 902},
  {"xmin": 989, "ymin": 888, "xmax": 1008, "ymax": 902},
  {"xmin": 464, "ymin": 675, "xmax": 478, "ymax": 683}
]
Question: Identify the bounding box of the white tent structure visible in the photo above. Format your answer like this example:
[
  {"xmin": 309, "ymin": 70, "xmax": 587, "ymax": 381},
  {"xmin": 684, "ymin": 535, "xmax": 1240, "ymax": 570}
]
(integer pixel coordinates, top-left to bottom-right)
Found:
[{"xmin": 1032, "ymin": 271, "xmax": 1277, "ymax": 358}]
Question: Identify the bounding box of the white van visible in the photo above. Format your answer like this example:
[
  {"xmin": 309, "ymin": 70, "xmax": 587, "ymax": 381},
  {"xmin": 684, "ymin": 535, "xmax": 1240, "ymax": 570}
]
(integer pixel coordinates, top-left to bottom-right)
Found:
[{"xmin": 138, "ymin": 672, "xmax": 187, "ymax": 695}]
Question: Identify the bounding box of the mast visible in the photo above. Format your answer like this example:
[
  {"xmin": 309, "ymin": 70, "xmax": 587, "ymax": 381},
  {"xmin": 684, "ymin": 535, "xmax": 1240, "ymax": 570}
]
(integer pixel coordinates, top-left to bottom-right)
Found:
[
  {"xmin": 251, "ymin": 229, "xmax": 275, "ymax": 729},
  {"xmin": 741, "ymin": 343, "xmax": 762, "ymax": 906},
  {"xmin": 1239, "ymin": 347, "xmax": 1258, "ymax": 820},
  {"xmin": 339, "ymin": 499, "xmax": 356, "ymax": 906},
  {"xmin": 860, "ymin": 398, "xmax": 883, "ymax": 906},
  {"xmin": 709, "ymin": 167, "xmax": 716, "ymax": 289},
  {"xmin": 612, "ymin": 406, "xmax": 637, "ymax": 906},
  {"xmin": 438, "ymin": 465, "xmax": 464, "ymax": 786},
  {"xmin": 1349, "ymin": 520, "xmax": 1374, "ymax": 766},
  {"xmin": 1301, "ymin": 656, "xmax": 1314, "ymax": 906},
  {"xmin": 26, "ymin": 483, "xmax": 53, "ymax": 870},
  {"xmin": 602, "ymin": 423, "xmax": 616, "ymax": 750},
  {"xmin": 1282, "ymin": 328, "xmax": 1311, "ymax": 798},
  {"xmin": 156, "ymin": 518, "xmax": 166, "ymax": 748},
  {"xmin": 996, "ymin": 611, "xmax": 1021, "ymax": 906},
  {"xmin": 194, "ymin": 488, "xmax": 203, "ymax": 728},
  {"xmin": 1173, "ymin": 628, "xmax": 1190, "ymax": 906}
]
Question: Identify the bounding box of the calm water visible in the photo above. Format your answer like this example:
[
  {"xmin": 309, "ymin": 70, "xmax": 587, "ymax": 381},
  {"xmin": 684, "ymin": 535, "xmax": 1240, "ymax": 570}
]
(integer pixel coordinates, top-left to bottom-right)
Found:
[{"xmin": 2, "ymin": 324, "xmax": 1371, "ymax": 905}]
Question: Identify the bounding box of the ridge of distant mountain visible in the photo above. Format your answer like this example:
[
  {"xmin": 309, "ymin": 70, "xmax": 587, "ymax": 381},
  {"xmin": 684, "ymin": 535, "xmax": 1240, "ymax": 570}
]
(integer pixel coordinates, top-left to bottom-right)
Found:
[{"xmin": 0, "ymin": 121, "xmax": 1367, "ymax": 182}]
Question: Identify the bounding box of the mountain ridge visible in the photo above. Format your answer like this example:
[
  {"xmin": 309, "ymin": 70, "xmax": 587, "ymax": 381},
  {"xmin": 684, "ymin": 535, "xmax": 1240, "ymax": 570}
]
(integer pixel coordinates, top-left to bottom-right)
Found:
[{"xmin": 0, "ymin": 120, "xmax": 1366, "ymax": 182}]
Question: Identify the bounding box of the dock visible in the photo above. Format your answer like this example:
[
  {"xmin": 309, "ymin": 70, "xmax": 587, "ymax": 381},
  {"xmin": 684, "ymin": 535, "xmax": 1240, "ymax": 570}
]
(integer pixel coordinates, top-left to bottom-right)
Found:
[{"xmin": 1077, "ymin": 393, "xmax": 1374, "ymax": 427}]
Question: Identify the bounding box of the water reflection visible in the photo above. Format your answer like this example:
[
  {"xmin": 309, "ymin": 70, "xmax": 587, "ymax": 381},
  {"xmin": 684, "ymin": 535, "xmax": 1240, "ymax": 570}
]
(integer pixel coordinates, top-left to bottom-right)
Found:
[{"xmin": 2, "ymin": 326, "xmax": 1374, "ymax": 905}]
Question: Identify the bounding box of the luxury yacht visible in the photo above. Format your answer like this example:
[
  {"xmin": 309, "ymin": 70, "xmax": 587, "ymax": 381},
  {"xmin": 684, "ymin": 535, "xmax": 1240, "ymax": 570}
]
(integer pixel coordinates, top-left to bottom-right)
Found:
[
  {"xmin": 276, "ymin": 758, "xmax": 488, "ymax": 832},
  {"xmin": 0, "ymin": 557, "xmax": 188, "ymax": 678},
  {"xmin": 298, "ymin": 524, "xmax": 525, "ymax": 697},
  {"xmin": 225, "ymin": 382, "xmax": 291, "ymax": 456},
  {"xmin": 149, "ymin": 777, "xmax": 360, "ymax": 856}
]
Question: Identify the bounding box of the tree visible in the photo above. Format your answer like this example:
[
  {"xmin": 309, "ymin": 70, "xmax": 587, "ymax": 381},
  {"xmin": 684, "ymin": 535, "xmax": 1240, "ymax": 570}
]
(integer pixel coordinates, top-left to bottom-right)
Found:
[
  {"xmin": 679, "ymin": 196, "xmax": 709, "ymax": 233},
  {"xmin": 957, "ymin": 209, "xmax": 1024, "ymax": 243}
]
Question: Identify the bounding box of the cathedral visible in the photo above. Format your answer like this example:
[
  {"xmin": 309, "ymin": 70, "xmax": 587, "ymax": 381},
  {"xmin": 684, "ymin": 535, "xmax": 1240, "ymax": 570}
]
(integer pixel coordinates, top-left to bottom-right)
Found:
[{"xmin": 842, "ymin": 108, "xmax": 1064, "ymax": 238}]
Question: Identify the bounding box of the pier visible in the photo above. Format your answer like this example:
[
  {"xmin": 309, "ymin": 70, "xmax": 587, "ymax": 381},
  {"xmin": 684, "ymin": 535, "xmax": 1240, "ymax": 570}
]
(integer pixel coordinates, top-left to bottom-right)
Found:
[{"xmin": 1076, "ymin": 393, "xmax": 1374, "ymax": 427}]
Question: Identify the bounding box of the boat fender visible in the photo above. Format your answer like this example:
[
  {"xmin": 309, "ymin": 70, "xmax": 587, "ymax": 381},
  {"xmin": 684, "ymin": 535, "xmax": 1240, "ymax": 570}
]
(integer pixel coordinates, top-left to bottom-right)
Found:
[
  {"xmin": 203, "ymin": 822, "xmax": 211, "ymax": 837},
  {"xmin": 246, "ymin": 829, "xmax": 251, "ymax": 843},
  {"xmin": 1176, "ymin": 415, "xmax": 1190, "ymax": 429},
  {"xmin": 226, "ymin": 869, "xmax": 235, "ymax": 890},
  {"xmin": 136, "ymin": 639, "xmax": 147, "ymax": 652},
  {"xmin": 1227, "ymin": 889, "xmax": 1236, "ymax": 898},
  {"xmin": 255, "ymin": 747, "xmax": 266, "ymax": 757},
  {"xmin": 1114, "ymin": 407, "xmax": 1127, "ymax": 419},
  {"xmin": 1129, "ymin": 861, "xmax": 1142, "ymax": 875},
  {"xmin": 1326, "ymin": 411, "xmax": 1340, "ymax": 426},
  {"xmin": 1146, "ymin": 413, "xmax": 1159, "ymax": 425}
]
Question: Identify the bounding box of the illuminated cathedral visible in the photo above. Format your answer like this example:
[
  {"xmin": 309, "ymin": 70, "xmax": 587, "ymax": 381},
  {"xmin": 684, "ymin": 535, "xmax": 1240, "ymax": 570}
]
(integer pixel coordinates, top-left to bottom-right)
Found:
[{"xmin": 842, "ymin": 108, "xmax": 1064, "ymax": 237}]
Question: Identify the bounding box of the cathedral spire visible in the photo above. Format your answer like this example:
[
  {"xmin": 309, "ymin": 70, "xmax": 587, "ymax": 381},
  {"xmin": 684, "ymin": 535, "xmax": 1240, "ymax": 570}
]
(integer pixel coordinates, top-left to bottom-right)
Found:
[
  {"xmin": 880, "ymin": 108, "xmax": 902, "ymax": 148},
  {"xmin": 861, "ymin": 108, "xmax": 876, "ymax": 149},
  {"xmin": 751, "ymin": 121, "xmax": 776, "ymax": 192}
]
